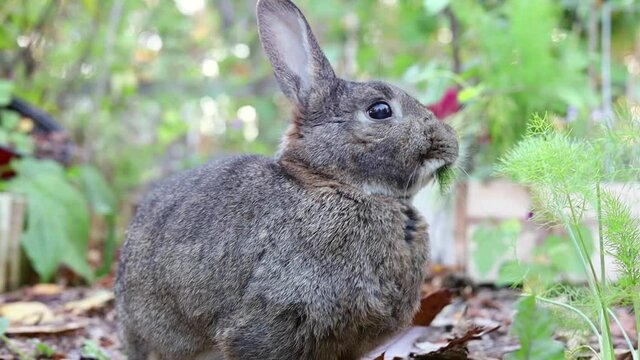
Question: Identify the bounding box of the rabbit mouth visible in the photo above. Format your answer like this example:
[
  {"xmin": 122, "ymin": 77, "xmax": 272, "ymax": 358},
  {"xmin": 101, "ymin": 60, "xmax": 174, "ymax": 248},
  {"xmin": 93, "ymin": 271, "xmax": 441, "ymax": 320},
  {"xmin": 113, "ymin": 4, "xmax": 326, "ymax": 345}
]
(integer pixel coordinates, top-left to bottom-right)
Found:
[
  {"xmin": 398, "ymin": 158, "xmax": 447, "ymax": 197},
  {"xmin": 421, "ymin": 158, "xmax": 447, "ymax": 175}
]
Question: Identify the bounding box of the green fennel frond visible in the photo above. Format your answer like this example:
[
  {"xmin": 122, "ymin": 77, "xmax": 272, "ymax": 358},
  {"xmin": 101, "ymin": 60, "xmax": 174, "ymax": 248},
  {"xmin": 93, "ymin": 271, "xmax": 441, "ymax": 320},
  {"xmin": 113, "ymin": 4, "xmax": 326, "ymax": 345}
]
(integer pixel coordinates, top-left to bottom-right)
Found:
[{"xmin": 601, "ymin": 190, "xmax": 640, "ymax": 290}]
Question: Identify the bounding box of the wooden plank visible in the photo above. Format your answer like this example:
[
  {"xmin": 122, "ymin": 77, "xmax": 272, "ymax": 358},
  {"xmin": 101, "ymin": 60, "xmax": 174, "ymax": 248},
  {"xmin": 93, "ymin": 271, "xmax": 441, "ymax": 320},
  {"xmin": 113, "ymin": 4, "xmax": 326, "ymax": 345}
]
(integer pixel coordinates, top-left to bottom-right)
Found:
[
  {"xmin": 454, "ymin": 183, "xmax": 468, "ymax": 270},
  {"xmin": 0, "ymin": 193, "xmax": 11, "ymax": 292},
  {"xmin": 466, "ymin": 180, "xmax": 530, "ymax": 220},
  {"xmin": 9, "ymin": 196, "xmax": 25, "ymax": 290}
]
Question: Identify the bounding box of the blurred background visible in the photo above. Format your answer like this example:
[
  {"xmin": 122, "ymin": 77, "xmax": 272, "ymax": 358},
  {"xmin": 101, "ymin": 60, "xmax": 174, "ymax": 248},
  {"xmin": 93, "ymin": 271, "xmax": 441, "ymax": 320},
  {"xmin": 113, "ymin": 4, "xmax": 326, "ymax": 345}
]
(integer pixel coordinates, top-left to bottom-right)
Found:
[{"xmin": 0, "ymin": 0, "xmax": 639, "ymax": 287}]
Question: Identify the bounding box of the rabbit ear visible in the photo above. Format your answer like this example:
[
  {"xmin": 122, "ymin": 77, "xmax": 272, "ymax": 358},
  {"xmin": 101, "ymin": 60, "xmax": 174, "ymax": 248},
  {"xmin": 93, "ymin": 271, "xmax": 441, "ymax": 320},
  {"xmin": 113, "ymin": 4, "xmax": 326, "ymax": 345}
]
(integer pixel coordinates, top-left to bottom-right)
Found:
[{"xmin": 257, "ymin": 0, "xmax": 336, "ymax": 107}]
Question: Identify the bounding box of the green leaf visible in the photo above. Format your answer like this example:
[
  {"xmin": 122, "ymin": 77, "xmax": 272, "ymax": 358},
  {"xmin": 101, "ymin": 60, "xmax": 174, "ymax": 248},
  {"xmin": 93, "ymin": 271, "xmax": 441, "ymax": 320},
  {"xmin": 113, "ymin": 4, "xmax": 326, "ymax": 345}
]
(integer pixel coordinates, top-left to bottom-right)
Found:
[
  {"xmin": 506, "ymin": 295, "xmax": 565, "ymax": 360},
  {"xmin": 458, "ymin": 84, "xmax": 484, "ymax": 103},
  {"xmin": 536, "ymin": 235, "xmax": 586, "ymax": 277},
  {"xmin": 0, "ymin": 317, "xmax": 8, "ymax": 335},
  {"xmin": 9, "ymin": 159, "xmax": 94, "ymax": 282},
  {"xmin": 496, "ymin": 260, "xmax": 528, "ymax": 286},
  {"xmin": 82, "ymin": 340, "xmax": 109, "ymax": 360},
  {"xmin": 35, "ymin": 341, "xmax": 57, "ymax": 357},
  {"xmin": 1, "ymin": 110, "xmax": 20, "ymax": 130},
  {"xmin": 472, "ymin": 220, "xmax": 521, "ymax": 277},
  {"xmin": 72, "ymin": 165, "xmax": 116, "ymax": 215},
  {"xmin": 423, "ymin": 0, "xmax": 450, "ymax": 14},
  {"xmin": 0, "ymin": 79, "xmax": 13, "ymax": 106}
]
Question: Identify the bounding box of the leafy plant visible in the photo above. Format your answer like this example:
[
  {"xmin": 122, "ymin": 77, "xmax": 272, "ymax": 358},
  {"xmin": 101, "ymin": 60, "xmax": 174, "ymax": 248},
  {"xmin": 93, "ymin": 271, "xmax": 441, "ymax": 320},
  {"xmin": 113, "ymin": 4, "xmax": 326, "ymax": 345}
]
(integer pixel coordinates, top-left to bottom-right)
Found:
[
  {"xmin": 5, "ymin": 158, "xmax": 115, "ymax": 283},
  {"xmin": 69, "ymin": 165, "xmax": 117, "ymax": 276},
  {"xmin": 82, "ymin": 339, "xmax": 109, "ymax": 360},
  {"xmin": 506, "ymin": 295, "xmax": 565, "ymax": 360},
  {"xmin": 0, "ymin": 317, "xmax": 30, "ymax": 360},
  {"xmin": 0, "ymin": 316, "xmax": 8, "ymax": 336},
  {"xmin": 499, "ymin": 113, "xmax": 640, "ymax": 360},
  {"xmin": 34, "ymin": 341, "xmax": 57, "ymax": 358},
  {"xmin": 471, "ymin": 220, "xmax": 520, "ymax": 280},
  {"xmin": 7, "ymin": 159, "xmax": 93, "ymax": 282},
  {"xmin": 448, "ymin": 0, "xmax": 596, "ymax": 171}
]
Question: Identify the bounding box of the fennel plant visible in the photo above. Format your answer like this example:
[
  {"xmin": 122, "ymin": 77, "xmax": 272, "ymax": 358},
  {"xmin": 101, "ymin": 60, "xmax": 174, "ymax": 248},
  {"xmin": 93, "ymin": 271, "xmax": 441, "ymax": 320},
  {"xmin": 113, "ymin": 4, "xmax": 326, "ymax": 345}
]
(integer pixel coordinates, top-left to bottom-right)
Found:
[{"xmin": 499, "ymin": 112, "xmax": 640, "ymax": 360}]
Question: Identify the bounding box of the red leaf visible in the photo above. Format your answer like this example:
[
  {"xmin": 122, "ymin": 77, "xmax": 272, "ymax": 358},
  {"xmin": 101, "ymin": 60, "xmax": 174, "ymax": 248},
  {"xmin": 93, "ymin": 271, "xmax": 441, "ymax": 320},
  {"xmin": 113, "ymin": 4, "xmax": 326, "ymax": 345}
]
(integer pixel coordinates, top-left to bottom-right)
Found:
[
  {"xmin": 427, "ymin": 88, "xmax": 460, "ymax": 119},
  {"xmin": 412, "ymin": 289, "xmax": 453, "ymax": 327}
]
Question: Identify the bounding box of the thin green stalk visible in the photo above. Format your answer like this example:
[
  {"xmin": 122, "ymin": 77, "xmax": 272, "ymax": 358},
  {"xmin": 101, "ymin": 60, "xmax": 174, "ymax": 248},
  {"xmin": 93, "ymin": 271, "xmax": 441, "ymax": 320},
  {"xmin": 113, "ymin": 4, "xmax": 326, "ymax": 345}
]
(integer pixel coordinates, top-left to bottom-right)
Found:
[
  {"xmin": 1, "ymin": 334, "xmax": 33, "ymax": 360},
  {"xmin": 607, "ymin": 308, "xmax": 638, "ymax": 360},
  {"xmin": 566, "ymin": 195, "xmax": 615, "ymax": 360},
  {"xmin": 568, "ymin": 345, "xmax": 600, "ymax": 360},
  {"xmin": 534, "ymin": 295, "xmax": 600, "ymax": 338},
  {"xmin": 566, "ymin": 195, "xmax": 599, "ymax": 289},
  {"xmin": 634, "ymin": 292, "xmax": 640, "ymax": 360},
  {"xmin": 596, "ymin": 182, "xmax": 606, "ymax": 285}
]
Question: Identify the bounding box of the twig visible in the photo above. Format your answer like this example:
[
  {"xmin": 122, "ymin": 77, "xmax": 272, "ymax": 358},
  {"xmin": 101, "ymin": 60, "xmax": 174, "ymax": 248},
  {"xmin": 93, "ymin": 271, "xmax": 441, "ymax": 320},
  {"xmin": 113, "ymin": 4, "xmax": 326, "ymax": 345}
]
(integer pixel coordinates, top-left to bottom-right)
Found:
[
  {"xmin": 17, "ymin": 0, "xmax": 59, "ymax": 80},
  {"xmin": 444, "ymin": 7, "xmax": 461, "ymax": 76},
  {"xmin": 601, "ymin": 0, "xmax": 614, "ymax": 125},
  {"xmin": 86, "ymin": 0, "xmax": 125, "ymax": 162}
]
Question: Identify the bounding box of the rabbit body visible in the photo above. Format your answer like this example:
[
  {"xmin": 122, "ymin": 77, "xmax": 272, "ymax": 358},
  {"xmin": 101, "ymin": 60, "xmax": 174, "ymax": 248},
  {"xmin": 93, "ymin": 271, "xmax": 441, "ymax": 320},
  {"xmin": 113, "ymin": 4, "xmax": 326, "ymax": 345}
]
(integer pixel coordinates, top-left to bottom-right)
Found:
[
  {"xmin": 116, "ymin": 0, "xmax": 458, "ymax": 359},
  {"xmin": 117, "ymin": 155, "xmax": 428, "ymax": 360}
]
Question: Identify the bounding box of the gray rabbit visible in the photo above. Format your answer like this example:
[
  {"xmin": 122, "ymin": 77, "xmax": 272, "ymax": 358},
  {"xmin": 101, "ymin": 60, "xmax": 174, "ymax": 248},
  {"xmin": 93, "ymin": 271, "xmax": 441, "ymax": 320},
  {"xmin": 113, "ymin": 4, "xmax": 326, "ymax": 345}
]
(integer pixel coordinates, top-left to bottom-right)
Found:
[{"xmin": 115, "ymin": 0, "xmax": 458, "ymax": 359}]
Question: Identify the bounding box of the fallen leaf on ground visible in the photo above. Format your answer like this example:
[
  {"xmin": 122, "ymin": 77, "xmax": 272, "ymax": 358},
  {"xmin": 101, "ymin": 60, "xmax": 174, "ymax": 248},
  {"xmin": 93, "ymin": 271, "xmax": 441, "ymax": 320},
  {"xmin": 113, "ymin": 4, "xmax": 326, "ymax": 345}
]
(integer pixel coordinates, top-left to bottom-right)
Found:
[
  {"xmin": 64, "ymin": 290, "xmax": 114, "ymax": 314},
  {"xmin": 412, "ymin": 289, "xmax": 453, "ymax": 327},
  {"xmin": 28, "ymin": 284, "xmax": 64, "ymax": 296},
  {"xmin": 412, "ymin": 326, "xmax": 500, "ymax": 360},
  {"xmin": 5, "ymin": 321, "xmax": 86, "ymax": 336},
  {"xmin": 0, "ymin": 301, "xmax": 55, "ymax": 325}
]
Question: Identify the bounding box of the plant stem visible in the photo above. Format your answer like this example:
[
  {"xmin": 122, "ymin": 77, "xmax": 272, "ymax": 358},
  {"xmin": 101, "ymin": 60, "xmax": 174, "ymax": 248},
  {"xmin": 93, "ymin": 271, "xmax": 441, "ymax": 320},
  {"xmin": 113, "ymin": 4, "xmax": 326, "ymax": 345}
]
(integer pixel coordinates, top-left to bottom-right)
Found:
[
  {"xmin": 1, "ymin": 334, "xmax": 33, "ymax": 360},
  {"xmin": 566, "ymin": 195, "xmax": 615, "ymax": 360},
  {"xmin": 596, "ymin": 182, "xmax": 606, "ymax": 285},
  {"xmin": 534, "ymin": 295, "xmax": 600, "ymax": 337},
  {"xmin": 565, "ymin": 195, "xmax": 599, "ymax": 290},
  {"xmin": 607, "ymin": 308, "xmax": 638, "ymax": 360},
  {"xmin": 634, "ymin": 292, "xmax": 640, "ymax": 360}
]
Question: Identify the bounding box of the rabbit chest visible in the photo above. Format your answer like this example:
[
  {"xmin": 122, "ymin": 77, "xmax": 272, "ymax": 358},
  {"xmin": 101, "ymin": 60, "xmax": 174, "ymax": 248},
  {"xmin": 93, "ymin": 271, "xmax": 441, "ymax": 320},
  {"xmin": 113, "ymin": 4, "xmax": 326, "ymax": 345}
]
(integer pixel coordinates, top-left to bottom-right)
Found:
[{"xmin": 233, "ymin": 181, "xmax": 429, "ymax": 340}]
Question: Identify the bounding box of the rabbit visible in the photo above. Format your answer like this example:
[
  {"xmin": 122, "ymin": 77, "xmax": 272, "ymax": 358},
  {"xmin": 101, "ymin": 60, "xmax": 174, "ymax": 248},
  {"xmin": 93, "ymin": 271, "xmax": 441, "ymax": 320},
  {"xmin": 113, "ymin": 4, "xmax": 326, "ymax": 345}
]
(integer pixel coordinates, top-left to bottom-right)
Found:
[{"xmin": 115, "ymin": 0, "xmax": 458, "ymax": 359}]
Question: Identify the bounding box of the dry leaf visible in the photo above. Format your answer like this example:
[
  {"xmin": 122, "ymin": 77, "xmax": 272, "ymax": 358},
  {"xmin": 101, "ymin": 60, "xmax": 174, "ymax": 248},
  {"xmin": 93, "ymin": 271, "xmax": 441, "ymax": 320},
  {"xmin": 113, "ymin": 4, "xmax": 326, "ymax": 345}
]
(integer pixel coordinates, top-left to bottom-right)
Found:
[
  {"xmin": 28, "ymin": 283, "xmax": 64, "ymax": 296},
  {"xmin": 64, "ymin": 290, "xmax": 114, "ymax": 314},
  {"xmin": 411, "ymin": 326, "xmax": 500, "ymax": 360},
  {"xmin": 412, "ymin": 289, "xmax": 453, "ymax": 327},
  {"xmin": 0, "ymin": 301, "xmax": 55, "ymax": 325},
  {"xmin": 5, "ymin": 321, "xmax": 85, "ymax": 335}
]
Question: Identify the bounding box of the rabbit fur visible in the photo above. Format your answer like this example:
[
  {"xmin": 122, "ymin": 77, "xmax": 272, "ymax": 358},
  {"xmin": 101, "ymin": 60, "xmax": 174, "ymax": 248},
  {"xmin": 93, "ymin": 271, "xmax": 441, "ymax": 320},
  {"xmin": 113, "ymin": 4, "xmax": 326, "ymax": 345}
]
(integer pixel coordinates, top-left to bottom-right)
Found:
[{"xmin": 115, "ymin": 0, "xmax": 459, "ymax": 359}]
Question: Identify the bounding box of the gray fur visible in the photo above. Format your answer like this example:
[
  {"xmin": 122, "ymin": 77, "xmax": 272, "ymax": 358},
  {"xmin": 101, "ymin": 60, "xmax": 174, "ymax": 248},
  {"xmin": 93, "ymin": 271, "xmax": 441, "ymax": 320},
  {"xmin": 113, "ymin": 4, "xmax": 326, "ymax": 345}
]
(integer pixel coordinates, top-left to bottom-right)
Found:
[{"xmin": 115, "ymin": 0, "xmax": 458, "ymax": 359}]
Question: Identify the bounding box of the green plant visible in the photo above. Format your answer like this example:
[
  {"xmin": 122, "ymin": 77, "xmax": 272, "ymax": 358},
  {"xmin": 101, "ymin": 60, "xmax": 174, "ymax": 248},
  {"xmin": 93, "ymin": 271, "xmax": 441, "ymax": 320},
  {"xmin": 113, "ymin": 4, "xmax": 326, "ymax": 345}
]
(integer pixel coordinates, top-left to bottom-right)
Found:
[
  {"xmin": 34, "ymin": 341, "xmax": 57, "ymax": 358},
  {"xmin": 499, "ymin": 113, "xmax": 640, "ymax": 360},
  {"xmin": 471, "ymin": 220, "xmax": 520, "ymax": 281},
  {"xmin": 82, "ymin": 339, "xmax": 109, "ymax": 360},
  {"xmin": 496, "ymin": 226, "xmax": 594, "ymax": 287},
  {"xmin": 5, "ymin": 158, "xmax": 115, "ymax": 283},
  {"xmin": 0, "ymin": 317, "xmax": 30, "ymax": 360},
  {"xmin": 507, "ymin": 295, "xmax": 565, "ymax": 360},
  {"xmin": 444, "ymin": 0, "xmax": 596, "ymax": 173}
]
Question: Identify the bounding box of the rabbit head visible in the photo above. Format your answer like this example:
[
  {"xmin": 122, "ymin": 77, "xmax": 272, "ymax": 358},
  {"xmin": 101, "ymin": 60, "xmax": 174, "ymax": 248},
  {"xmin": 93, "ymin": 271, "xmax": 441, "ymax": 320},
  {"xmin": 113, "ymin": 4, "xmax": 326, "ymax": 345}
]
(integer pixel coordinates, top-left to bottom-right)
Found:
[{"xmin": 258, "ymin": 0, "xmax": 458, "ymax": 198}]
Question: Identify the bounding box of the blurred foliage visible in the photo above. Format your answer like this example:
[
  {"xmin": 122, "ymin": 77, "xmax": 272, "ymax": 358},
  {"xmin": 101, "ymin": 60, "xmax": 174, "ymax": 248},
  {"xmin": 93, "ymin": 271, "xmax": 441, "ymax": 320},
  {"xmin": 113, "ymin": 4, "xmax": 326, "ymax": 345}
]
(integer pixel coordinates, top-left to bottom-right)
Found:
[
  {"xmin": 0, "ymin": 0, "xmax": 639, "ymax": 281},
  {"xmin": 7, "ymin": 159, "xmax": 114, "ymax": 282},
  {"xmin": 506, "ymin": 295, "xmax": 565, "ymax": 360}
]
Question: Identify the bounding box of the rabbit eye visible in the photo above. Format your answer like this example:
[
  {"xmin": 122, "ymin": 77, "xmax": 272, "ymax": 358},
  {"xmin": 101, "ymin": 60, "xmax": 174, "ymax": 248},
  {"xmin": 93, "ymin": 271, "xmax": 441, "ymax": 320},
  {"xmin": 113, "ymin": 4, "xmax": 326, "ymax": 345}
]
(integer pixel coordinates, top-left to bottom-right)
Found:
[{"xmin": 367, "ymin": 101, "xmax": 393, "ymax": 120}]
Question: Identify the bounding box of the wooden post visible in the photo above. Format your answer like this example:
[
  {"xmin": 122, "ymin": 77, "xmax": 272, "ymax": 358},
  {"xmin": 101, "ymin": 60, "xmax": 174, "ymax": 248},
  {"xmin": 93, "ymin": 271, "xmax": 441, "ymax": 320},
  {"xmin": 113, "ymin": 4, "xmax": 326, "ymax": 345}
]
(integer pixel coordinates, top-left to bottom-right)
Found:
[
  {"xmin": 0, "ymin": 193, "xmax": 25, "ymax": 292},
  {"xmin": 454, "ymin": 182, "xmax": 468, "ymax": 271},
  {"xmin": 0, "ymin": 193, "xmax": 11, "ymax": 292},
  {"xmin": 9, "ymin": 196, "xmax": 25, "ymax": 289}
]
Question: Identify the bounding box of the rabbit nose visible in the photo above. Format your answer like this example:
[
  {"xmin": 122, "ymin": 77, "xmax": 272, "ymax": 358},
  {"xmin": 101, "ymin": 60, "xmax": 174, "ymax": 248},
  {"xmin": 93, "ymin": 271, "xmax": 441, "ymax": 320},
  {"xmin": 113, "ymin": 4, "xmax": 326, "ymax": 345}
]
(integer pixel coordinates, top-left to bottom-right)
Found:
[{"xmin": 423, "ymin": 121, "xmax": 459, "ymax": 166}]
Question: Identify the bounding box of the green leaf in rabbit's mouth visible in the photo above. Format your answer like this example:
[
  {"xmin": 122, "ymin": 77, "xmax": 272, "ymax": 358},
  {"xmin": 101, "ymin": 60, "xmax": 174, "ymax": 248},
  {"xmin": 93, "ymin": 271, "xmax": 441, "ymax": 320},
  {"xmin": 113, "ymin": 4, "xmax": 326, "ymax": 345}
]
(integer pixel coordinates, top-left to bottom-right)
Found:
[{"xmin": 435, "ymin": 165, "xmax": 456, "ymax": 194}]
